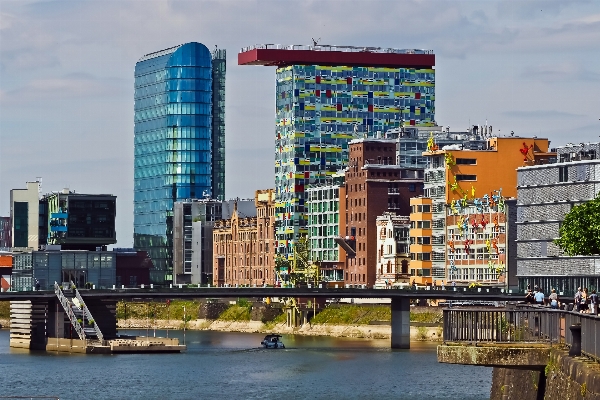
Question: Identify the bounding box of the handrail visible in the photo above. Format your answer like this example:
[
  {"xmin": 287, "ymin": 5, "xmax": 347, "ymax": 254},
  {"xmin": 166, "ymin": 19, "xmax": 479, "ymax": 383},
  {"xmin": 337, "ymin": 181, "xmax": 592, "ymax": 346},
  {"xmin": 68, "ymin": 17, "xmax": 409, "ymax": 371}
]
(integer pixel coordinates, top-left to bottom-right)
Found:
[
  {"xmin": 71, "ymin": 281, "xmax": 104, "ymax": 342},
  {"xmin": 54, "ymin": 281, "xmax": 84, "ymax": 340},
  {"xmin": 443, "ymin": 307, "xmax": 600, "ymax": 362}
]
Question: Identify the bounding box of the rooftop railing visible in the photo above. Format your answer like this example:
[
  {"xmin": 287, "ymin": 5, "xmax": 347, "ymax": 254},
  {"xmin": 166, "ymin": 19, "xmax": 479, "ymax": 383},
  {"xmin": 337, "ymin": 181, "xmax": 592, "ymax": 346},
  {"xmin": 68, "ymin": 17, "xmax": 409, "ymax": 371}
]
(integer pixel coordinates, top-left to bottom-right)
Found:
[{"xmin": 240, "ymin": 44, "xmax": 434, "ymax": 55}]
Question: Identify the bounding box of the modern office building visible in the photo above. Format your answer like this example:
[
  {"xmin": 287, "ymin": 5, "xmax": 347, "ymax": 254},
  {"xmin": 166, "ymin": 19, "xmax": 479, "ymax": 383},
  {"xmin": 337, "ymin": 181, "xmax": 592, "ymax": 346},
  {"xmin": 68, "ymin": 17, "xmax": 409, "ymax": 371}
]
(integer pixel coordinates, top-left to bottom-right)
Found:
[
  {"xmin": 134, "ymin": 42, "xmax": 226, "ymax": 284},
  {"xmin": 391, "ymin": 125, "xmax": 488, "ymax": 169},
  {"xmin": 43, "ymin": 189, "xmax": 116, "ymax": 250},
  {"xmin": 239, "ymin": 44, "xmax": 435, "ymax": 259},
  {"xmin": 306, "ymin": 172, "xmax": 345, "ymax": 283},
  {"xmin": 0, "ymin": 217, "xmax": 11, "ymax": 248},
  {"xmin": 516, "ymin": 142, "xmax": 600, "ymax": 295},
  {"xmin": 413, "ymin": 135, "xmax": 554, "ymax": 286},
  {"xmin": 10, "ymin": 181, "xmax": 41, "ymax": 249},
  {"xmin": 173, "ymin": 198, "xmax": 222, "ymax": 285}
]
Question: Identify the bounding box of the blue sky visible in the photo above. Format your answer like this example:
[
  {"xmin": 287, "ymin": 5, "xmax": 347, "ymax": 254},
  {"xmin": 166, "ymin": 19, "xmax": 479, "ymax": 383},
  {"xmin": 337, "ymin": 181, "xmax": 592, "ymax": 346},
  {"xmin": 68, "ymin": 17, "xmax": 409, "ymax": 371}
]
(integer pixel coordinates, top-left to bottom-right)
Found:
[{"xmin": 1, "ymin": 0, "xmax": 599, "ymax": 247}]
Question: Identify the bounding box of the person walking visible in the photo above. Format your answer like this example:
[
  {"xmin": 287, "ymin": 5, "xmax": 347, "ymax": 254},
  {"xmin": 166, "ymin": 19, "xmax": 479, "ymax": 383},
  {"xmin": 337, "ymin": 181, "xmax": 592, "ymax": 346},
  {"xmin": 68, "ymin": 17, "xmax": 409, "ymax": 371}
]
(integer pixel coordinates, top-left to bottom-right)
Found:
[
  {"xmin": 590, "ymin": 290, "xmax": 599, "ymax": 315},
  {"xmin": 549, "ymin": 289, "xmax": 559, "ymax": 309}
]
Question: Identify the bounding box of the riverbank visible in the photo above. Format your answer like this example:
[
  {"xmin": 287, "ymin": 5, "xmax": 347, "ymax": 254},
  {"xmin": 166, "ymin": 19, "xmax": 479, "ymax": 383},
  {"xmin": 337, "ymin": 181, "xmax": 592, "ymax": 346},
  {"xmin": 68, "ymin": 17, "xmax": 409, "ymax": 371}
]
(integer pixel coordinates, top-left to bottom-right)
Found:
[{"xmin": 116, "ymin": 318, "xmax": 443, "ymax": 341}]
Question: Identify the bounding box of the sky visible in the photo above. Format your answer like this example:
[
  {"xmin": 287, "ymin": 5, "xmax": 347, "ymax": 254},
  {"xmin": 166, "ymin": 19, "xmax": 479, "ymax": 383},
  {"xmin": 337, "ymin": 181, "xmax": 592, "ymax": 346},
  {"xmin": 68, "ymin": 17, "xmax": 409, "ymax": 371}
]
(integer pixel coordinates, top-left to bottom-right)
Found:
[{"xmin": 1, "ymin": 0, "xmax": 600, "ymax": 247}]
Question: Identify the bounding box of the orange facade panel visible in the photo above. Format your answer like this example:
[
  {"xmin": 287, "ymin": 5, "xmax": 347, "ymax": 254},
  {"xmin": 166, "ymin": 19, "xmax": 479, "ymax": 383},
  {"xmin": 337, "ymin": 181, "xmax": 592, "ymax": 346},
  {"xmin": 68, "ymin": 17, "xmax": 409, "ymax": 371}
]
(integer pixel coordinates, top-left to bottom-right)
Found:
[{"xmin": 0, "ymin": 255, "xmax": 12, "ymax": 268}]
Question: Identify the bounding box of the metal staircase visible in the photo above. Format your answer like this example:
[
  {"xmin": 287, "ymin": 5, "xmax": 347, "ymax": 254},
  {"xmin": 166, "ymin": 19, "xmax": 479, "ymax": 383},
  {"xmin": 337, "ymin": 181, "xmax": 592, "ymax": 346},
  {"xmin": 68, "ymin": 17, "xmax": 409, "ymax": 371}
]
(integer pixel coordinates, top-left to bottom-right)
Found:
[
  {"xmin": 71, "ymin": 281, "xmax": 104, "ymax": 342},
  {"xmin": 53, "ymin": 281, "xmax": 104, "ymax": 343},
  {"xmin": 54, "ymin": 282, "xmax": 85, "ymax": 340}
]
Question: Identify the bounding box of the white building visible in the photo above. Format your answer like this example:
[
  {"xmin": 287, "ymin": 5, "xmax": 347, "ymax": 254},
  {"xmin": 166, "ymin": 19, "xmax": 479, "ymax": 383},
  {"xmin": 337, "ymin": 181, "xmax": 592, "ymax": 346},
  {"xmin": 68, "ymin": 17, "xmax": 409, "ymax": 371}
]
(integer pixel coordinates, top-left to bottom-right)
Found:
[{"xmin": 375, "ymin": 213, "xmax": 410, "ymax": 288}]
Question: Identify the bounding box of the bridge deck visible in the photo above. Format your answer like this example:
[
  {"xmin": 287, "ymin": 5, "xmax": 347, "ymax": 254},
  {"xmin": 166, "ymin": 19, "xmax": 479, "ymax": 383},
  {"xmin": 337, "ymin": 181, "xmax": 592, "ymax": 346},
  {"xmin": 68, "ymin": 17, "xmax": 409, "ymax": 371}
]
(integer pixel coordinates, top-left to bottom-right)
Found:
[{"xmin": 0, "ymin": 287, "xmax": 519, "ymax": 301}]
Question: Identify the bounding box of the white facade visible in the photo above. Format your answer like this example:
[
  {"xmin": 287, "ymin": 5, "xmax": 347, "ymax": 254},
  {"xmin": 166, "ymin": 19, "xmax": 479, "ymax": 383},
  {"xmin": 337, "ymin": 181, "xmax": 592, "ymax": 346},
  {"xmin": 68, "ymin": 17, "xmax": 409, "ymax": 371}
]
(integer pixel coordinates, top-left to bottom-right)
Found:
[
  {"xmin": 375, "ymin": 213, "xmax": 410, "ymax": 287},
  {"xmin": 10, "ymin": 181, "xmax": 40, "ymax": 249}
]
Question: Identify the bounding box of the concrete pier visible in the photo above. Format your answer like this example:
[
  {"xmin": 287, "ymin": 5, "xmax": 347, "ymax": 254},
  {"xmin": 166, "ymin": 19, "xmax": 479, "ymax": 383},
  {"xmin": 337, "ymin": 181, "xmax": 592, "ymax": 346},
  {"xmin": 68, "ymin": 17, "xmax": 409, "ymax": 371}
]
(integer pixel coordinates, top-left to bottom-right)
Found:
[{"xmin": 390, "ymin": 298, "xmax": 410, "ymax": 349}]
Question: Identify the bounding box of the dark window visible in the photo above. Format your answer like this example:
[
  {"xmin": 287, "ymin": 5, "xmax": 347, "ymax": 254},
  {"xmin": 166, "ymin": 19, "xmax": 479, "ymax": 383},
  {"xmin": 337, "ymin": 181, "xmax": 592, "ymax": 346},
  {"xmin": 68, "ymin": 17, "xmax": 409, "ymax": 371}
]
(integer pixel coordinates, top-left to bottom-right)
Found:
[
  {"xmin": 559, "ymin": 166, "xmax": 568, "ymax": 182},
  {"xmin": 456, "ymin": 175, "xmax": 477, "ymax": 181},
  {"xmin": 409, "ymin": 184, "xmax": 416, "ymax": 192},
  {"xmin": 13, "ymin": 202, "xmax": 28, "ymax": 247},
  {"xmin": 456, "ymin": 158, "xmax": 477, "ymax": 165}
]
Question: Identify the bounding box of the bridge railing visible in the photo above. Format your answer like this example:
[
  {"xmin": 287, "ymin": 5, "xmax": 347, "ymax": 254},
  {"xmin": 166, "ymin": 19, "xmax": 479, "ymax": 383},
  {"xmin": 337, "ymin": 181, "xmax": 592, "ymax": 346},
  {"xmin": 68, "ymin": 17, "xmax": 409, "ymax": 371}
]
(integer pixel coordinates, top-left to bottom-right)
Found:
[
  {"xmin": 444, "ymin": 307, "xmax": 600, "ymax": 363},
  {"xmin": 443, "ymin": 308, "xmax": 562, "ymax": 344}
]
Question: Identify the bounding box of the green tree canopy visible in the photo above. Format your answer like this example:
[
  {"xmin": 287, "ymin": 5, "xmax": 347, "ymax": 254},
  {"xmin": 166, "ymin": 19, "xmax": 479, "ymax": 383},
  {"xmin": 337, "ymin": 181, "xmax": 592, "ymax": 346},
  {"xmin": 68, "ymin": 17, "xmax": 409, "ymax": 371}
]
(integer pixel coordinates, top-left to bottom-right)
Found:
[{"xmin": 555, "ymin": 196, "xmax": 600, "ymax": 256}]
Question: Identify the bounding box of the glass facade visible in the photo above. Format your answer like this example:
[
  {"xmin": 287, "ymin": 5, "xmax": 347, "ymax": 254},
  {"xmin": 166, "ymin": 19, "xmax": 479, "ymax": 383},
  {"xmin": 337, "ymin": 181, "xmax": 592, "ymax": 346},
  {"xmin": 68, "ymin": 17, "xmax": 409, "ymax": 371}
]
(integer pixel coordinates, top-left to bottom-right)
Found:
[
  {"xmin": 275, "ymin": 64, "xmax": 435, "ymax": 257},
  {"xmin": 211, "ymin": 49, "xmax": 226, "ymax": 201},
  {"xmin": 134, "ymin": 42, "xmax": 224, "ymax": 284}
]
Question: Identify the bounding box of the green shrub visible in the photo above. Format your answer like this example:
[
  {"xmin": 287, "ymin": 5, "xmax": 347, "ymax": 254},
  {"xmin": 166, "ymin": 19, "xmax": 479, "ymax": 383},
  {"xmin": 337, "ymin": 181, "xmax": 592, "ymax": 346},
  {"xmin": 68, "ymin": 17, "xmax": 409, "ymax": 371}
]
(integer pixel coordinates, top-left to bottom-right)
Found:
[
  {"xmin": 310, "ymin": 305, "xmax": 390, "ymax": 325},
  {"xmin": 218, "ymin": 305, "xmax": 251, "ymax": 321},
  {"xmin": 416, "ymin": 326, "xmax": 428, "ymax": 340},
  {"xmin": 0, "ymin": 301, "xmax": 9, "ymax": 318}
]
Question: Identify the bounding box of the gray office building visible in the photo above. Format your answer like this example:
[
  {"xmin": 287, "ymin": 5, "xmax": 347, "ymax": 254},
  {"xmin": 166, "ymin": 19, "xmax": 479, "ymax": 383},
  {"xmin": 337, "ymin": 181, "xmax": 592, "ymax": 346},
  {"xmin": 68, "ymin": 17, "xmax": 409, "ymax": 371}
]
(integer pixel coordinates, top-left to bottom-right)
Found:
[{"xmin": 516, "ymin": 142, "xmax": 600, "ymax": 295}]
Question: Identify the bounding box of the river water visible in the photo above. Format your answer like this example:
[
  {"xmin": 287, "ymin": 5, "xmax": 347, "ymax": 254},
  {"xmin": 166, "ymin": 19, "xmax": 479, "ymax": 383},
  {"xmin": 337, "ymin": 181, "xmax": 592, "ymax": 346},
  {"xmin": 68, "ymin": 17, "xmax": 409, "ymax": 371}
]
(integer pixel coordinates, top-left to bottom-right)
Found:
[{"xmin": 0, "ymin": 329, "xmax": 492, "ymax": 399}]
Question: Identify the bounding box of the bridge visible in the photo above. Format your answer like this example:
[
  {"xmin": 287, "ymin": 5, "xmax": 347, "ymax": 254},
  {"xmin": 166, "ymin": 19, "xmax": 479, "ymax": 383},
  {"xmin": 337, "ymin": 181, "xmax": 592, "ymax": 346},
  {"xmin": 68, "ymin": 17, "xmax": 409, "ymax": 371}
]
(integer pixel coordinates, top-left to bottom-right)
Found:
[{"xmin": 1, "ymin": 286, "xmax": 518, "ymax": 350}]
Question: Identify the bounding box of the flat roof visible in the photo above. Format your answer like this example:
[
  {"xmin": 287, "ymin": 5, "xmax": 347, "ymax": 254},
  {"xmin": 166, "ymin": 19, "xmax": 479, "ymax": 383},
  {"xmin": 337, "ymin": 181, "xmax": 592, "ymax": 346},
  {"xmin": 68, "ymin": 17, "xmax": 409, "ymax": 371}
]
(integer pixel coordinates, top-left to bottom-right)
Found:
[{"xmin": 239, "ymin": 44, "xmax": 435, "ymax": 68}]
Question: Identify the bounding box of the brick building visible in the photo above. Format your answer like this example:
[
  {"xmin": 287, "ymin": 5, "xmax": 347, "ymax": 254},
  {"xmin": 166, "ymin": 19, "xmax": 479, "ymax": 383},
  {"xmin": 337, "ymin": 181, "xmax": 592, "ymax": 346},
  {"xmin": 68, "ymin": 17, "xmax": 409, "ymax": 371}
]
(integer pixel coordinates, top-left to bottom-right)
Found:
[
  {"xmin": 344, "ymin": 138, "xmax": 424, "ymax": 287},
  {"xmin": 213, "ymin": 190, "xmax": 275, "ymax": 287}
]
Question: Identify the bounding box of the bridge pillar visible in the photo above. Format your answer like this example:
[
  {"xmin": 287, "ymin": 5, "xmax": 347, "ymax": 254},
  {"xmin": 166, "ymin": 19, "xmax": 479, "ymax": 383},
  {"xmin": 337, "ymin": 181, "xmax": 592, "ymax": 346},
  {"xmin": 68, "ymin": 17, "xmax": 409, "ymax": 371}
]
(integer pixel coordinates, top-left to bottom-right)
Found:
[
  {"xmin": 83, "ymin": 298, "xmax": 118, "ymax": 339},
  {"xmin": 391, "ymin": 298, "xmax": 410, "ymax": 349},
  {"xmin": 46, "ymin": 299, "xmax": 66, "ymax": 339}
]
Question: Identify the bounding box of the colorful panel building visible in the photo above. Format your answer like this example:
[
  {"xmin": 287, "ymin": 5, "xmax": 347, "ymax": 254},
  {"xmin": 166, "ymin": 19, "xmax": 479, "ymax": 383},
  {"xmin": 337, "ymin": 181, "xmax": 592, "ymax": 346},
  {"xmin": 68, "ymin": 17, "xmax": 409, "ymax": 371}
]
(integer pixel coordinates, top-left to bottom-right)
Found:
[
  {"xmin": 412, "ymin": 135, "xmax": 554, "ymax": 287},
  {"xmin": 239, "ymin": 44, "xmax": 435, "ymax": 259}
]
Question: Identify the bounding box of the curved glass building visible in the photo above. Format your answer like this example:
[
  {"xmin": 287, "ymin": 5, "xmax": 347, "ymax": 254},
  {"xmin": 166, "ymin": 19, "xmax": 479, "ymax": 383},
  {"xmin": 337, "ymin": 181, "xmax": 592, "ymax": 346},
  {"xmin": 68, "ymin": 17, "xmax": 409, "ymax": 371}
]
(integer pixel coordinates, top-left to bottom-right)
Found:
[{"xmin": 134, "ymin": 42, "xmax": 225, "ymax": 284}]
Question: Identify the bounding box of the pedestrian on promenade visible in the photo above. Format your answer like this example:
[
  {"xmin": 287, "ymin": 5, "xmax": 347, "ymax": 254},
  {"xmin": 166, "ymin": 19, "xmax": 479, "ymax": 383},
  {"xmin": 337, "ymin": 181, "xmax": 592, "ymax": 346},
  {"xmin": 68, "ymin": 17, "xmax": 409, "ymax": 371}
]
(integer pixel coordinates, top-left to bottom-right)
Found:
[
  {"xmin": 525, "ymin": 289, "xmax": 534, "ymax": 304},
  {"xmin": 575, "ymin": 287, "xmax": 583, "ymax": 312},
  {"xmin": 534, "ymin": 287, "xmax": 545, "ymax": 305},
  {"xmin": 590, "ymin": 290, "xmax": 599, "ymax": 315},
  {"xmin": 549, "ymin": 289, "xmax": 559, "ymax": 309},
  {"xmin": 581, "ymin": 288, "xmax": 590, "ymax": 313}
]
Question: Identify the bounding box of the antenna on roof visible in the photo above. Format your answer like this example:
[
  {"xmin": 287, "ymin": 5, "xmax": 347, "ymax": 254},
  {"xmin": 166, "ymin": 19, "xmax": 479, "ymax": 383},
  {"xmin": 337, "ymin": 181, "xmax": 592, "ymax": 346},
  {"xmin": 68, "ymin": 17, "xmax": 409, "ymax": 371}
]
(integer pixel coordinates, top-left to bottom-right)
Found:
[{"xmin": 312, "ymin": 37, "xmax": 321, "ymax": 47}]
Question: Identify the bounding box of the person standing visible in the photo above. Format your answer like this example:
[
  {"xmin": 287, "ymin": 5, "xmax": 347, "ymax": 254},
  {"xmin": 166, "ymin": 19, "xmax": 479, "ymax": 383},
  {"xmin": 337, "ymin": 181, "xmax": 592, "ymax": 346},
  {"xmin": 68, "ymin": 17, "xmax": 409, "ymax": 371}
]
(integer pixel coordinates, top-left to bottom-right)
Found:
[
  {"xmin": 549, "ymin": 289, "xmax": 559, "ymax": 309},
  {"xmin": 575, "ymin": 287, "xmax": 583, "ymax": 312},
  {"xmin": 590, "ymin": 290, "xmax": 599, "ymax": 315},
  {"xmin": 581, "ymin": 288, "xmax": 590, "ymax": 313},
  {"xmin": 534, "ymin": 287, "xmax": 545, "ymax": 306}
]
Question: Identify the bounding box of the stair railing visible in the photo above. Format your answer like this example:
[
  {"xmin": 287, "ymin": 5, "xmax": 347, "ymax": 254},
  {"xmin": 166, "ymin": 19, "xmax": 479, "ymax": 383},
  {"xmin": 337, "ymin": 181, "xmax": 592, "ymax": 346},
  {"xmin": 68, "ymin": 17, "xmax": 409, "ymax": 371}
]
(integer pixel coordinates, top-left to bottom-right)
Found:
[
  {"xmin": 71, "ymin": 281, "xmax": 104, "ymax": 342},
  {"xmin": 53, "ymin": 281, "xmax": 85, "ymax": 340}
]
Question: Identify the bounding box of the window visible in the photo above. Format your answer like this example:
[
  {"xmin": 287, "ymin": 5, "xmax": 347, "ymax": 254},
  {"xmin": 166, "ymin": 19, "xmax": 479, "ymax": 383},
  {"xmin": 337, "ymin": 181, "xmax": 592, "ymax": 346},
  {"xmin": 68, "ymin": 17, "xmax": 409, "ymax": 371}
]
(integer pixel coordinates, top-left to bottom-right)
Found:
[
  {"xmin": 456, "ymin": 175, "xmax": 477, "ymax": 181},
  {"xmin": 456, "ymin": 158, "xmax": 477, "ymax": 165},
  {"xmin": 409, "ymin": 184, "xmax": 416, "ymax": 192},
  {"xmin": 559, "ymin": 166, "xmax": 568, "ymax": 182},
  {"xmin": 416, "ymin": 221, "xmax": 431, "ymax": 229},
  {"xmin": 417, "ymin": 205, "xmax": 431, "ymax": 213}
]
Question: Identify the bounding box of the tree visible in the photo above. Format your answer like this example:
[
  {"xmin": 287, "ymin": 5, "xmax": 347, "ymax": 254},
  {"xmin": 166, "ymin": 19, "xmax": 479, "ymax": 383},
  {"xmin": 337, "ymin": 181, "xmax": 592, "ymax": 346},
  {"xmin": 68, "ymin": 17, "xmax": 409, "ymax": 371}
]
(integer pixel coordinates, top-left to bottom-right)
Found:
[{"xmin": 555, "ymin": 196, "xmax": 600, "ymax": 256}]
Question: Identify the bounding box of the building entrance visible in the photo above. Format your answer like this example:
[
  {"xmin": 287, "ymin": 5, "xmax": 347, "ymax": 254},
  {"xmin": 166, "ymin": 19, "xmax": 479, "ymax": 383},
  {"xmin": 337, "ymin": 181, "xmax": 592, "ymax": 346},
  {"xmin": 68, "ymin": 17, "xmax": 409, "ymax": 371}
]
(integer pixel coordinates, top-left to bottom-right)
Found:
[{"xmin": 62, "ymin": 270, "xmax": 86, "ymax": 288}]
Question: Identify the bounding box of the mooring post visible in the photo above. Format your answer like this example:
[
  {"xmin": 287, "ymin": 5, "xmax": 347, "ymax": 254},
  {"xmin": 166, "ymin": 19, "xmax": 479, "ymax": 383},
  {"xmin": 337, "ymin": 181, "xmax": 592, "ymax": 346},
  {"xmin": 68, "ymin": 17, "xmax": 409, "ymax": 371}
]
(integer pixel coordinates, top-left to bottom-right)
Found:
[{"xmin": 391, "ymin": 297, "xmax": 410, "ymax": 349}]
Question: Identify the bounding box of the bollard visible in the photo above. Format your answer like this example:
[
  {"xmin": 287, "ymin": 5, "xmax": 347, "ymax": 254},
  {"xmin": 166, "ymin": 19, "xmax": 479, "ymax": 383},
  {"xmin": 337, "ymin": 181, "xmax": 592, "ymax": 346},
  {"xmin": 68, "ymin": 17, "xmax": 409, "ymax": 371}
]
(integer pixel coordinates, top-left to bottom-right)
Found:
[
  {"xmin": 92, "ymin": 285, "xmax": 95, "ymax": 290},
  {"xmin": 179, "ymin": 284, "xmax": 182, "ymax": 289},
  {"xmin": 150, "ymin": 284, "xmax": 153, "ymax": 289},
  {"xmin": 569, "ymin": 324, "xmax": 582, "ymax": 357},
  {"xmin": 112, "ymin": 285, "xmax": 116, "ymax": 289},
  {"xmin": 121, "ymin": 285, "xmax": 125, "ymax": 289},
  {"xmin": 170, "ymin": 284, "xmax": 173, "ymax": 289},
  {"xmin": 141, "ymin": 284, "xmax": 144, "ymax": 289},
  {"xmin": 208, "ymin": 284, "xmax": 211, "ymax": 288}
]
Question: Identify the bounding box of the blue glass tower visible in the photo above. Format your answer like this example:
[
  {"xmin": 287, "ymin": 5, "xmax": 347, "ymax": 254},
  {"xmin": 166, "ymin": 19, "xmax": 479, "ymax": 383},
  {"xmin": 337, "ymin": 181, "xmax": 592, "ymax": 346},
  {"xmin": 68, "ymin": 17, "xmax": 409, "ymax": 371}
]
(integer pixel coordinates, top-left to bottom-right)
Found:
[{"xmin": 134, "ymin": 42, "xmax": 225, "ymax": 284}]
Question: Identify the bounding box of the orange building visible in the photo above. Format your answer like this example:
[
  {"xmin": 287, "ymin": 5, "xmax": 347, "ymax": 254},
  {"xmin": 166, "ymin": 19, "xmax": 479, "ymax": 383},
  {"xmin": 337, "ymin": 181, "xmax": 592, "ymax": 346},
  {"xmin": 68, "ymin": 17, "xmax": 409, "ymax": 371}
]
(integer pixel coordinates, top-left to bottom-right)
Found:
[
  {"xmin": 212, "ymin": 190, "xmax": 276, "ymax": 287},
  {"xmin": 409, "ymin": 197, "xmax": 434, "ymax": 286},
  {"xmin": 410, "ymin": 136, "xmax": 554, "ymax": 286},
  {"xmin": 0, "ymin": 253, "xmax": 12, "ymax": 291}
]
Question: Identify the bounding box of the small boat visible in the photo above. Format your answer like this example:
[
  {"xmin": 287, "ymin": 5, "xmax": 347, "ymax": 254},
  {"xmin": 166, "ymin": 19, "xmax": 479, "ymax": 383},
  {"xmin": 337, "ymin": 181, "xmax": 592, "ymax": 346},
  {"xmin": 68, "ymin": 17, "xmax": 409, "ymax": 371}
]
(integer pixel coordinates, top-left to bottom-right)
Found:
[{"xmin": 261, "ymin": 334, "xmax": 285, "ymax": 349}]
